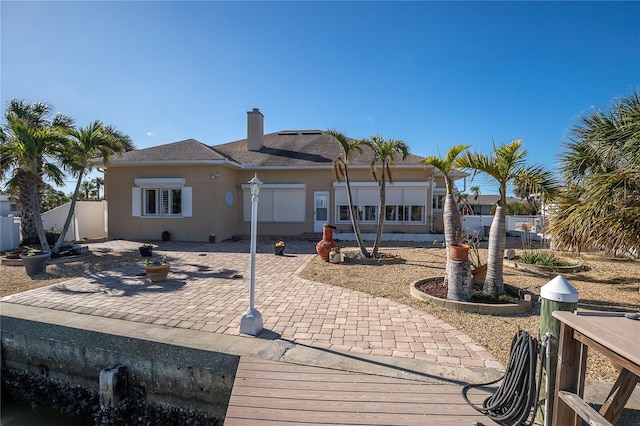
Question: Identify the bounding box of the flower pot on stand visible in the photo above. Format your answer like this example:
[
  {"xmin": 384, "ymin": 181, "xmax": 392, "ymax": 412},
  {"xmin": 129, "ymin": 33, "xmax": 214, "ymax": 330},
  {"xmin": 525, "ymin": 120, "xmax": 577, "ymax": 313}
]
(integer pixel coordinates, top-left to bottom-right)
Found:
[
  {"xmin": 316, "ymin": 224, "xmax": 339, "ymax": 262},
  {"xmin": 20, "ymin": 251, "xmax": 50, "ymax": 276},
  {"xmin": 450, "ymin": 243, "xmax": 470, "ymax": 261}
]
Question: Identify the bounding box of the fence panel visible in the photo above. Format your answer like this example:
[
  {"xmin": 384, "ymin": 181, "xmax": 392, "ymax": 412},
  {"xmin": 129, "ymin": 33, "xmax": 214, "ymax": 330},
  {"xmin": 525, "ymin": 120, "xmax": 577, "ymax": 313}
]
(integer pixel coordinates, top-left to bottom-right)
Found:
[{"xmin": 0, "ymin": 215, "xmax": 21, "ymax": 252}]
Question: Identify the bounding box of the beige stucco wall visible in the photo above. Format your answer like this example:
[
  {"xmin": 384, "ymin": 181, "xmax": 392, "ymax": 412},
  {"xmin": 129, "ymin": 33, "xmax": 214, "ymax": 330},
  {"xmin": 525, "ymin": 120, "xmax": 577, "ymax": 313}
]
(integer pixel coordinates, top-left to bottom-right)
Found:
[
  {"xmin": 105, "ymin": 165, "xmax": 242, "ymax": 242},
  {"xmin": 104, "ymin": 163, "xmax": 446, "ymax": 242}
]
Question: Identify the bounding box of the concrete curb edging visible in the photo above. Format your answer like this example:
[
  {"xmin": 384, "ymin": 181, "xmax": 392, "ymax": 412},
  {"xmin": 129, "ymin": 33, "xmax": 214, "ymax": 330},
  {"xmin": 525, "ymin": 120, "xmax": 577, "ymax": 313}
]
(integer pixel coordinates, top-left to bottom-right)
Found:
[{"xmin": 410, "ymin": 277, "xmax": 532, "ymax": 315}]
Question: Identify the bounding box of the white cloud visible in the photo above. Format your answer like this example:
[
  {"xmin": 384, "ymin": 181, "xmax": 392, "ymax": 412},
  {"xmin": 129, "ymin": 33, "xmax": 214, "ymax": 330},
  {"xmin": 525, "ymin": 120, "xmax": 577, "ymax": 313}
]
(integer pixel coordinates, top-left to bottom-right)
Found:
[{"xmin": 146, "ymin": 132, "xmax": 154, "ymax": 137}]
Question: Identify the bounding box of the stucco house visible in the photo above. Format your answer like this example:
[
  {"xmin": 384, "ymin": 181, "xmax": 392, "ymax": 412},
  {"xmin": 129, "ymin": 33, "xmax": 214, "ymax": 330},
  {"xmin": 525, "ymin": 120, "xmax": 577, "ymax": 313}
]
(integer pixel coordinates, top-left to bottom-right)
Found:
[{"xmin": 98, "ymin": 109, "xmax": 467, "ymax": 242}]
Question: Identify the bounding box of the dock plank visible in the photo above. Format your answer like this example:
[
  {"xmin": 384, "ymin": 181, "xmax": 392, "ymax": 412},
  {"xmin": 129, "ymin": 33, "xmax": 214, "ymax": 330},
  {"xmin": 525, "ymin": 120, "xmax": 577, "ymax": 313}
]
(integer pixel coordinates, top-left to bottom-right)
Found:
[{"xmin": 224, "ymin": 357, "xmax": 498, "ymax": 425}]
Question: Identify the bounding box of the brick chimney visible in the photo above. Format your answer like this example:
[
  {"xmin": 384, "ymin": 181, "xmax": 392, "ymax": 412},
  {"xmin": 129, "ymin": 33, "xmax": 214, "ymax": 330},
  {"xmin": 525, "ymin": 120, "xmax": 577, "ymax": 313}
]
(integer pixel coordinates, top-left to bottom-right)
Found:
[{"xmin": 247, "ymin": 108, "xmax": 264, "ymax": 151}]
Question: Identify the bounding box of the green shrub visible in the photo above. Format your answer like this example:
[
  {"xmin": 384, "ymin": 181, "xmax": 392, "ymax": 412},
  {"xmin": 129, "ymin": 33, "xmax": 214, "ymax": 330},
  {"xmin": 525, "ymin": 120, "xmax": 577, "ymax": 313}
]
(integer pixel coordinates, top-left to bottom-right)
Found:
[{"xmin": 519, "ymin": 251, "xmax": 559, "ymax": 266}]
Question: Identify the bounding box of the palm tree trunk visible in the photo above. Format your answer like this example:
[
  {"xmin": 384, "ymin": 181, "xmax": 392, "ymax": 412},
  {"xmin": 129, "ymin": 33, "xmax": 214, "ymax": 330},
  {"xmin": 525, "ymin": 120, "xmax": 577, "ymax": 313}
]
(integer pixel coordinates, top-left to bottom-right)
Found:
[
  {"xmin": 27, "ymin": 174, "xmax": 49, "ymax": 251},
  {"xmin": 344, "ymin": 168, "xmax": 369, "ymax": 257},
  {"xmin": 372, "ymin": 173, "xmax": 386, "ymax": 257},
  {"xmin": 443, "ymin": 192, "xmax": 466, "ymax": 300},
  {"xmin": 16, "ymin": 171, "xmax": 38, "ymax": 244},
  {"xmin": 53, "ymin": 169, "xmax": 84, "ymax": 254},
  {"xmin": 483, "ymin": 205, "xmax": 506, "ymax": 297}
]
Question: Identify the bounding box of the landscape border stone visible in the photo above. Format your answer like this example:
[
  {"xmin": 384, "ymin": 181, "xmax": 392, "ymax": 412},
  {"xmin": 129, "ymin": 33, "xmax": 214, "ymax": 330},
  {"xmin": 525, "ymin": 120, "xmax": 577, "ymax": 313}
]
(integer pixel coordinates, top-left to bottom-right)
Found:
[{"xmin": 410, "ymin": 277, "xmax": 532, "ymax": 315}]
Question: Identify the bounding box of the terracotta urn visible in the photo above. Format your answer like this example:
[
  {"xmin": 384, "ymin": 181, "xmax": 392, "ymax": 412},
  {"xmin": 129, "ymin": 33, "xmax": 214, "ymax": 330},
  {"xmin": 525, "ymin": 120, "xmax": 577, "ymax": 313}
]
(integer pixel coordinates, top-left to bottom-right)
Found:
[{"xmin": 316, "ymin": 224, "xmax": 339, "ymax": 261}]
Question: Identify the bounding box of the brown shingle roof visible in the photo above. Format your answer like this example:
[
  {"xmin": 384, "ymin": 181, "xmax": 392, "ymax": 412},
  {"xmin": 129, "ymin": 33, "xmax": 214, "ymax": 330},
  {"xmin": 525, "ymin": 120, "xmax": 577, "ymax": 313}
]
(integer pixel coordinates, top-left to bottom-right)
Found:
[
  {"xmin": 213, "ymin": 130, "xmax": 427, "ymax": 168},
  {"xmin": 106, "ymin": 139, "xmax": 227, "ymax": 164},
  {"xmin": 105, "ymin": 131, "xmax": 428, "ymax": 169}
]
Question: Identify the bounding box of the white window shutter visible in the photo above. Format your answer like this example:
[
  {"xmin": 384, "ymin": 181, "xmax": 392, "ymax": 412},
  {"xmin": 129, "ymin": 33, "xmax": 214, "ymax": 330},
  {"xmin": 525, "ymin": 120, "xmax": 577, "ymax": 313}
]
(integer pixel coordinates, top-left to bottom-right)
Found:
[
  {"xmin": 132, "ymin": 187, "xmax": 141, "ymax": 217},
  {"xmin": 182, "ymin": 187, "xmax": 192, "ymax": 217}
]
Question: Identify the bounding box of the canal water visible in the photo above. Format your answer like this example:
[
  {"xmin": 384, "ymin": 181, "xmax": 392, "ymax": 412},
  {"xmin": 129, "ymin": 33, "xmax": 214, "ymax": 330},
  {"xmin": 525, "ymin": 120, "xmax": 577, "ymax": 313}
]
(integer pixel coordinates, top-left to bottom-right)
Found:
[{"xmin": 1, "ymin": 398, "xmax": 93, "ymax": 426}]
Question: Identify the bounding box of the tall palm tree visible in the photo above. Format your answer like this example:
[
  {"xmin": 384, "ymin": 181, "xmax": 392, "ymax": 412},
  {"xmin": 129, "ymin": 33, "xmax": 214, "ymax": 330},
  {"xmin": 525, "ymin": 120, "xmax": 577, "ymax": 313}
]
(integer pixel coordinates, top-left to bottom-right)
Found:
[
  {"xmin": 52, "ymin": 120, "xmax": 133, "ymax": 254},
  {"xmin": 0, "ymin": 116, "xmax": 69, "ymax": 250},
  {"xmin": 93, "ymin": 176, "xmax": 105, "ymax": 200},
  {"xmin": 0, "ymin": 99, "xmax": 73, "ymax": 245},
  {"xmin": 327, "ymin": 129, "xmax": 370, "ymax": 257},
  {"xmin": 457, "ymin": 139, "xmax": 558, "ymax": 297},
  {"xmin": 420, "ymin": 144, "xmax": 470, "ymax": 301},
  {"xmin": 549, "ymin": 89, "xmax": 640, "ymax": 256},
  {"xmin": 367, "ymin": 135, "xmax": 409, "ymax": 258},
  {"xmin": 470, "ymin": 185, "xmax": 481, "ymax": 214},
  {"xmin": 79, "ymin": 180, "xmax": 94, "ymax": 200}
]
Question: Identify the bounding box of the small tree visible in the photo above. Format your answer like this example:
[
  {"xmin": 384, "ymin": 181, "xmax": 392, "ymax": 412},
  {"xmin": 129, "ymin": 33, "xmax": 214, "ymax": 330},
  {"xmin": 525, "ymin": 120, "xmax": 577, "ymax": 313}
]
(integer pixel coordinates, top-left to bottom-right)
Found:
[
  {"xmin": 52, "ymin": 120, "xmax": 133, "ymax": 254},
  {"xmin": 421, "ymin": 144, "xmax": 470, "ymax": 301},
  {"xmin": 367, "ymin": 135, "xmax": 409, "ymax": 258},
  {"xmin": 327, "ymin": 129, "xmax": 370, "ymax": 258},
  {"xmin": 457, "ymin": 139, "xmax": 558, "ymax": 298}
]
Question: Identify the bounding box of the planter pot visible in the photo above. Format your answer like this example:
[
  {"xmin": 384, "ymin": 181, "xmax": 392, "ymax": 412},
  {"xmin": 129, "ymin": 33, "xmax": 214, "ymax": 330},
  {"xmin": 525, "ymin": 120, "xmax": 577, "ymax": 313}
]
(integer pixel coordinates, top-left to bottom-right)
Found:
[
  {"xmin": 145, "ymin": 263, "xmax": 170, "ymax": 282},
  {"xmin": 471, "ymin": 263, "xmax": 488, "ymax": 283},
  {"xmin": 450, "ymin": 243, "xmax": 470, "ymax": 261},
  {"xmin": 46, "ymin": 232, "xmax": 60, "ymax": 246},
  {"xmin": 162, "ymin": 231, "xmax": 171, "ymax": 241},
  {"xmin": 209, "ymin": 233, "xmax": 216, "ymax": 243},
  {"xmin": 20, "ymin": 251, "xmax": 50, "ymax": 276},
  {"xmin": 274, "ymin": 245, "xmax": 285, "ymax": 256},
  {"xmin": 139, "ymin": 246, "xmax": 153, "ymax": 257}
]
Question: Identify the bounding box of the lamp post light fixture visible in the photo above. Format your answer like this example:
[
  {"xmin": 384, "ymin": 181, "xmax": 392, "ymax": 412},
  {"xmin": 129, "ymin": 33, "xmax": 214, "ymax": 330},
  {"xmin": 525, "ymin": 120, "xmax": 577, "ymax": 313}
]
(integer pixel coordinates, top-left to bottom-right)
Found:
[{"xmin": 240, "ymin": 173, "xmax": 264, "ymax": 336}]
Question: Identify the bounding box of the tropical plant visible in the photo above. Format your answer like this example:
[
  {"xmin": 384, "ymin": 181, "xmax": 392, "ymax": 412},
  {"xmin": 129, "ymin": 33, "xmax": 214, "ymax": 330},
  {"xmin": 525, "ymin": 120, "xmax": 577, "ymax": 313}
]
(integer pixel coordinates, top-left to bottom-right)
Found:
[
  {"xmin": 41, "ymin": 183, "xmax": 71, "ymax": 211},
  {"xmin": 420, "ymin": 144, "xmax": 470, "ymax": 301},
  {"xmin": 52, "ymin": 120, "xmax": 133, "ymax": 254},
  {"xmin": 367, "ymin": 135, "xmax": 409, "ymax": 258},
  {"xmin": 0, "ymin": 99, "xmax": 73, "ymax": 247},
  {"xmin": 549, "ymin": 89, "xmax": 640, "ymax": 257},
  {"xmin": 470, "ymin": 185, "xmax": 481, "ymax": 214},
  {"xmin": 327, "ymin": 128, "xmax": 370, "ymax": 257},
  {"xmin": 80, "ymin": 180, "xmax": 95, "ymax": 200},
  {"xmin": 92, "ymin": 176, "xmax": 104, "ymax": 200},
  {"xmin": 456, "ymin": 139, "xmax": 558, "ymax": 298}
]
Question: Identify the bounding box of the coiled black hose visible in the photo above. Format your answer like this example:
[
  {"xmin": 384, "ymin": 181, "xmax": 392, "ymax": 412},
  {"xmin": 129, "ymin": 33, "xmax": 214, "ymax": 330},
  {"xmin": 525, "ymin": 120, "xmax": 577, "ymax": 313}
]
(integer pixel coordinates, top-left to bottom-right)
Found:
[{"xmin": 462, "ymin": 330, "xmax": 545, "ymax": 426}]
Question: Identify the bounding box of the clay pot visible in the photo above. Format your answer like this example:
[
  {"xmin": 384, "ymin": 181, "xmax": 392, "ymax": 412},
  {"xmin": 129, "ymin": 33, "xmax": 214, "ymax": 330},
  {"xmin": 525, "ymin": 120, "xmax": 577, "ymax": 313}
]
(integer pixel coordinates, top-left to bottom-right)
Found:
[
  {"xmin": 316, "ymin": 224, "xmax": 339, "ymax": 261},
  {"xmin": 450, "ymin": 243, "xmax": 470, "ymax": 261},
  {"xmin": 472, "ymin": 263, "xmax": 488, "ymax": 283},
  {"xmin": 145, "ymin": 263, "xmax": 170, "ymax": 282}
]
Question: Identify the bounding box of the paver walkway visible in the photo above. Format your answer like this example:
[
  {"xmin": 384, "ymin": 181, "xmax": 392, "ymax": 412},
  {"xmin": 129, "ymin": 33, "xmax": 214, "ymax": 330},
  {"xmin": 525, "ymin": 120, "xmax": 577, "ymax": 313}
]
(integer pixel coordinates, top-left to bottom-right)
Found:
[{"xmin": 1, "ymin": 239, "xmax": 500, "ymax": 370}]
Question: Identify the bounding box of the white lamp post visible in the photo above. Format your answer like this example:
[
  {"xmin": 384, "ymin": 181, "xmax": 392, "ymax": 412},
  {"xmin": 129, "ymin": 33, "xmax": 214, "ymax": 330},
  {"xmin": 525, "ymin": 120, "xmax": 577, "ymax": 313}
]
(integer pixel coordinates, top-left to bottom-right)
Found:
[{"xmin": 240, "ymin": 173, "xmax": 264, "ymax": 335}]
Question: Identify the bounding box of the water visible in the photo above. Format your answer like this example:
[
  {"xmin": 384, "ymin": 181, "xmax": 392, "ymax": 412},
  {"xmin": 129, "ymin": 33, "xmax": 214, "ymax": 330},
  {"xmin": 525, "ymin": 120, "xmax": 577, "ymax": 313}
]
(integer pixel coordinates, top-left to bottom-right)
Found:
[{"xmin": 1, "ymin": 398, "xmax": 93, "ymax": 426}]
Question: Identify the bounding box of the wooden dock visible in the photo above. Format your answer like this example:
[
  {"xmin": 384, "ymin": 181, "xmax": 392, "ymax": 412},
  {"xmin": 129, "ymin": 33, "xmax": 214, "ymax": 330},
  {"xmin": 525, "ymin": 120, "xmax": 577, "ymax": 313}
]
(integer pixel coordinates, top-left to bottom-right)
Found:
[{"xmin": 224, "ymin": 357, "xmax": 499, "ymax": 425}]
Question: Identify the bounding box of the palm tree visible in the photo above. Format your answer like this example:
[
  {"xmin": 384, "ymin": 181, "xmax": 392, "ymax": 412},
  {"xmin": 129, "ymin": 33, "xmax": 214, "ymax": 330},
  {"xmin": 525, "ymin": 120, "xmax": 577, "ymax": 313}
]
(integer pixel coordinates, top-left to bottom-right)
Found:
[
  {"xmin": 367, "ymin": 135, "xmax": 409, "ymax": 258},
  {"xmin": 93, "ymin": 176, "xmax": 105, "ymax": 200},
  {"xmin": 0, "ymin": 115, "xmax": 69, "ymax": 250},
  {"xmin": 549, "ymin": 89, "xmax": 640, "ymax": 256},
  {"xmin": 80, "ymin": 180, "xmax": 94, "ymax": 200},
  {"xmin": 327, "ymin": 129, "xmax": 370, "ymax": 257},
  {"xmin": 52, "ymin": 120, "xmax": 133, "ymax": 254},
  {"xmin": 470, "ymin": 185, "xmax": 481, "ymax": 214},
  {"xmin": 457, "ymin": 139, "xmax": 558, "ymax": 298},
  {"xmin": 0, "ymin": 99, "xmax": 73, "ymax": 245},
  {"xmin": 420, "ymin": 144, "xmax": 470, "ymax": 301}
]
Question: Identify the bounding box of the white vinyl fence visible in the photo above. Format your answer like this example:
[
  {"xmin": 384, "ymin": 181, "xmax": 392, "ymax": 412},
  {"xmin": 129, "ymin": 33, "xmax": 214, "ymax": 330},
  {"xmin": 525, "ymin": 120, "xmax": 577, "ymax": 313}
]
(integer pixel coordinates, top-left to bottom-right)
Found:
[
  {"xmin": 0, "ymin": 201, "xmax": 108, "ymax": 252},
  {"xmin": 462, "ymin": 215, "xmax": 543, "ymax": 239}
]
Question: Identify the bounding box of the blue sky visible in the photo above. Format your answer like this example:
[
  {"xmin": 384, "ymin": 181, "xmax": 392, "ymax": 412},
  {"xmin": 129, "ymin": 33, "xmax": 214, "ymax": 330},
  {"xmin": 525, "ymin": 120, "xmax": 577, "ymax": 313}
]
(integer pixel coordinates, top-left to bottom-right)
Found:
[{"xmin": 2, "ymin": 1, "xmax": 639, "ymax": 195}]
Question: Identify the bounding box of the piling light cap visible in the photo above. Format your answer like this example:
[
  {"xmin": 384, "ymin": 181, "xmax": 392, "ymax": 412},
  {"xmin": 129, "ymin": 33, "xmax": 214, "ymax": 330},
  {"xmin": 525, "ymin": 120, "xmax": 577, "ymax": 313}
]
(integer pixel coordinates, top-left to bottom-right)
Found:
[{"xmin": 540, "ymin": 275, "xmax": 579, "ymax": 303}]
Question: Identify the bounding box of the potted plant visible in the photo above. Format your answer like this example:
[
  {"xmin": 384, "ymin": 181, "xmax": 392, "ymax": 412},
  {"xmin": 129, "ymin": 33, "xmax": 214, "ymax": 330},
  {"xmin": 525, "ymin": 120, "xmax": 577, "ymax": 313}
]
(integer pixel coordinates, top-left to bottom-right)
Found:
[
  {"xmin": 46, "ymin": 227, "xmax": 62, "ymax": 246},
  {"xmin": 274, "ymin": 240, "xmax": 285, "ymax": 255},
  {"xmin": 465, "ymin": 230, "xmax": 487, "ymax": 283},
  {"xmin": 144, "ymin": 255, "xmax": 170, "ymax": 282},
  {"xmin": 20, "ymin": 249, "xmax": 50, "ymax": 276},
  {"xmin": 162, "ymin": 231, "xmax": 171, "ymax": 241},
  {"xmin": 139, "ymin": 242, "xmax": 153, "ymax": 257}
]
